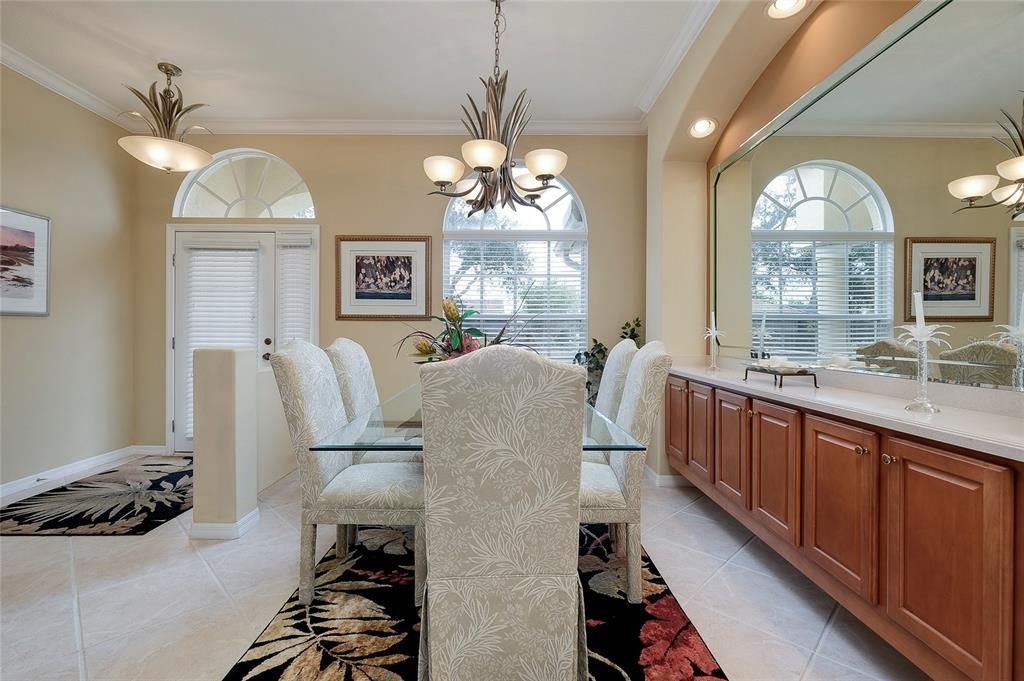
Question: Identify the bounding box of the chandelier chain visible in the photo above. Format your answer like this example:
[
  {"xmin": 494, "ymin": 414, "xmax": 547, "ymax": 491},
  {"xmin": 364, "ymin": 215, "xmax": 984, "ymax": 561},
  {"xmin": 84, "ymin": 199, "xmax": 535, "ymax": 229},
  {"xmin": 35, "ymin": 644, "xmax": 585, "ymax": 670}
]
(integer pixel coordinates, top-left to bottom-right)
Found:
[{"xmin": 493, "ymin": 0, "xmax": 504, "ymax": 79}]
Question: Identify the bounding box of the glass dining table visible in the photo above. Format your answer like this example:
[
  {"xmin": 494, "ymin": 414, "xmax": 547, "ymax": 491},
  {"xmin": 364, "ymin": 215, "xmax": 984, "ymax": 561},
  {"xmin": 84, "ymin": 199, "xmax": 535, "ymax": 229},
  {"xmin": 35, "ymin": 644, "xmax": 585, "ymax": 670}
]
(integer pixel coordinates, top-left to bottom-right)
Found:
[{"xmin": 312, "ymin": 384, "xmax": 645, "ymax": 452}]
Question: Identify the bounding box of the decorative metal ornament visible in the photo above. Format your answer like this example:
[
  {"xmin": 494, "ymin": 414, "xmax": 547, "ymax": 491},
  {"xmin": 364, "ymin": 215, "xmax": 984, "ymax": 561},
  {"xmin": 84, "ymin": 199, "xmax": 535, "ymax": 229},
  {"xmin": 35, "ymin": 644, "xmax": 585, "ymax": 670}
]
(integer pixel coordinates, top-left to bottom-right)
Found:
[{"xmin": 425, "ymin": 0, "xmax": 566, "ymax": 216}]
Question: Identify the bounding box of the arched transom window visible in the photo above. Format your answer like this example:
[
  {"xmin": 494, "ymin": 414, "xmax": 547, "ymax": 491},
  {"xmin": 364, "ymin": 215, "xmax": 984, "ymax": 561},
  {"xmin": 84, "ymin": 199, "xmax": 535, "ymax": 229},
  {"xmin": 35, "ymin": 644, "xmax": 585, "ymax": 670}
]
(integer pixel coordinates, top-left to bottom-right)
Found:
[
  {"xmin": 751, "ymin": 160, "xmax": 894, "ymax": 358},
  {"xmin": 442, "ymin": 172, "xmax": 587, "ymax": 362},
  {"xmin": 173, "ymin": 148, "xmax": 315, "ymax": 218}
]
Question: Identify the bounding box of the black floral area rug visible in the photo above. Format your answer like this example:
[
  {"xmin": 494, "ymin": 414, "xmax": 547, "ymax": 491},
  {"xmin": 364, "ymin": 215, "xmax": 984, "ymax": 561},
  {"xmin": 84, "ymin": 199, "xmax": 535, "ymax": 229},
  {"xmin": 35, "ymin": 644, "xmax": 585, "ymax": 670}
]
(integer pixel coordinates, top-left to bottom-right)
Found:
[
  {"xmin": 0, "ymin": 456, "xmax": 193, "ymax": 535},
  {"xmin": 225, "ymin": 525, "xmax": 726, "ymax": 681}
]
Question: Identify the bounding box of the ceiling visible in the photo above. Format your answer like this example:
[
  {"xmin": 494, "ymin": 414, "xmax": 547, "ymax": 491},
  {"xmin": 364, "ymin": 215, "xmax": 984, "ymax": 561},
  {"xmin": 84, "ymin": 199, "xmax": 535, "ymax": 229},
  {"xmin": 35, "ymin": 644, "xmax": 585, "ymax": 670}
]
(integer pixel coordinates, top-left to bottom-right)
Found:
[
  {"xmin": 784, "ymin": 0, "xmax": 1024, "ymax": 137},
  {"xmin": 0, "ymin": 0, "xmax": 720, "ymax": 134}
]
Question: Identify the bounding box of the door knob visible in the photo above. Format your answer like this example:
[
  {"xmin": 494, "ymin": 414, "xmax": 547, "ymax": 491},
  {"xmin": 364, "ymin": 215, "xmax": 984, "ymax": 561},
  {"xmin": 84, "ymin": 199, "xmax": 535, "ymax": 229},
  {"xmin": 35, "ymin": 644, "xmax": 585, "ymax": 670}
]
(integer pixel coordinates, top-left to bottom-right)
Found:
[
  {"xmin": 881, "ymin": 453, "xmax": 896, "ymax": 465},
  {"xmin": 262, "ymin": 352, "xmax": 271, "ymax": 361},
  {"xmin": 264, "ymin": 338, "xmax": 273, "ymax": 346}
]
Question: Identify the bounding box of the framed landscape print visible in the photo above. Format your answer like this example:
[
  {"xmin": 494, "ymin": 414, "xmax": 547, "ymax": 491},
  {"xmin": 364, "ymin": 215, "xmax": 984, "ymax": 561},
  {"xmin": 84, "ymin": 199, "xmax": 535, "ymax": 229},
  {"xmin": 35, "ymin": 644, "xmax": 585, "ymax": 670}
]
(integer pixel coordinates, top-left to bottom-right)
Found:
[
  {"xmin": 336, "ymin": 235, "xmax": 430, "ymax": 320},
  {"xmin": 1, "ymin": 207, "xmax": 50, "ymax": 316},
  {"xmin": 905, "ymin": 237, "xmax": 995, "ymax": 322}
]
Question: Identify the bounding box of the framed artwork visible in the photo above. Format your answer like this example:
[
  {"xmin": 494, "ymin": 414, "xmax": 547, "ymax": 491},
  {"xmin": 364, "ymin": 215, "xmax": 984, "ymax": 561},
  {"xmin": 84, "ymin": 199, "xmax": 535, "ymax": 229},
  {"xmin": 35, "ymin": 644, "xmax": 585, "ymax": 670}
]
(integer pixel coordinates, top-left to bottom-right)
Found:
[
  {"xmin": 905, "ymin": 237, "xmax": 995, "ymax": 322},
  {"xmin": 1, "ymin": 207, "xmax": 50, "ymax": 316},
  {"xmin": 336, "ymin": 235, "xmax": 431, "ymax": 320}
]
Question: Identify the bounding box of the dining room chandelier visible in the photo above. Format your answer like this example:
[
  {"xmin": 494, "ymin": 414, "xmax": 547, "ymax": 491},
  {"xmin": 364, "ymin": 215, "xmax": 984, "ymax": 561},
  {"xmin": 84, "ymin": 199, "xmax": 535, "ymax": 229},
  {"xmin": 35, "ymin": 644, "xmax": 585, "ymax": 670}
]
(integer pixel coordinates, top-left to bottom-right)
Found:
[
  {"xmin": 422, "ymin": 0, "xmax": 568, "ymax": 216},
  {"xmin": 947, "ymin": 96, "xmax": 1024, "ymax": 219},
  {"xmin": 117, "ymin": 62, "xmax": 214, "ymax": 173}
]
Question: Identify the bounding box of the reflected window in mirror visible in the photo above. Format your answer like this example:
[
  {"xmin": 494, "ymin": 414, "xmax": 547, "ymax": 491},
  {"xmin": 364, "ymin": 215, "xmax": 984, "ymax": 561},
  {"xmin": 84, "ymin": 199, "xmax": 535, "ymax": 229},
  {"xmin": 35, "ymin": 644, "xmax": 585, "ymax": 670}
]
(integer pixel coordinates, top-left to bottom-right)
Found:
[{"xmin": 751, "ymin": 161, "xmax": 894, "ymax": 359}]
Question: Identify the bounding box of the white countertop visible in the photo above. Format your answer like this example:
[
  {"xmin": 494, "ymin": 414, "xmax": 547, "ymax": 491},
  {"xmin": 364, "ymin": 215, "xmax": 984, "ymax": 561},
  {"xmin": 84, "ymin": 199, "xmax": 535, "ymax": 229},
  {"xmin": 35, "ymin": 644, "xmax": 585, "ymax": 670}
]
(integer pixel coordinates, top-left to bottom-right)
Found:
[{"xmin": 670, "ymin": 359, "xmax": 1024, "ymax": 463}]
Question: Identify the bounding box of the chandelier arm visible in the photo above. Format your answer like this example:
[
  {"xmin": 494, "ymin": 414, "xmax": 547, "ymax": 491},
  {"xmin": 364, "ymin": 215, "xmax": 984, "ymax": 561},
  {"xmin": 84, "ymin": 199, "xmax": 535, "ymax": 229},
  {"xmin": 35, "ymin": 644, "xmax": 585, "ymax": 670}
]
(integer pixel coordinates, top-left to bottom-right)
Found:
[
  {"xmin": 460, "ymin": 105, "xmax": 481, "ymax": 138},
  {"xmin": 119, "ymin": 111, "xmax": 158, "ymax": 136},
  {"xmin": 996, "ymin": 119, "xmax": 1023, "ymax": 155},
  {"xmin": 999, "ymin": 107, "xmax": 1024, "ymax": 152},
  {"xmin": 428, "ymin": 178, "xmax": 482, "ymax": 199},
  {"xmin": 501, "ymin": 89, "xmax": 528, "ymax": 142},
  {"xmin": 464, "ymin": 96, "xmax": 484, "ymax": 138},
  {"xmin": 953, "ymin": 200, "xmax": 1017, "ymax": 213}
]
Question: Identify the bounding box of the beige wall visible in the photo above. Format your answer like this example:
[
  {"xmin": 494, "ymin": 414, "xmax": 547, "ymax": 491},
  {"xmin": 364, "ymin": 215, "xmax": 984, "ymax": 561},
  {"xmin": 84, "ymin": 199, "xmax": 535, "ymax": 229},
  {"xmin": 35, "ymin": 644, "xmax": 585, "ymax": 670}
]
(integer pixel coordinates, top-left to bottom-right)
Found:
[
  {"xmin": 715, "ymin": 136, "xmax": 1013, "ymax": 350},
  {"xmin": 133, "ymin": 133, "xmax": 647, "ymax": 446},
  {"xmin": 0, "ymin": 67, "xmax": 136, "ymax": 484}
]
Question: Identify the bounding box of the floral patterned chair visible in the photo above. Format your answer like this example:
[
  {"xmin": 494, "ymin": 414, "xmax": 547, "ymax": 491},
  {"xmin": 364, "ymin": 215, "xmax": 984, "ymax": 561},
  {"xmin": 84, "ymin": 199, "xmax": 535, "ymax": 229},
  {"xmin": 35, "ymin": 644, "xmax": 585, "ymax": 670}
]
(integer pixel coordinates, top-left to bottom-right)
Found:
[
  {"xmin": 938, "ymin": 340, "xmax": 1016, "ymax": 387},
  {"xmin": 585, "ymin": 338, "xmax": 638, "ymax": 466},
  {"xmin": 418, "ymin": 345, "xmax": 588, "ymax": 680},
  {"xmin": 325, "ymin": 337, "xmax": 422, "ymax": 465},
  {"xmin": 579, "ymin": 341, "xmax": 672, "ymax": 604},
  {"xmin": 270, "ymin": 340, "xmax": 425, "ymax": 606}
]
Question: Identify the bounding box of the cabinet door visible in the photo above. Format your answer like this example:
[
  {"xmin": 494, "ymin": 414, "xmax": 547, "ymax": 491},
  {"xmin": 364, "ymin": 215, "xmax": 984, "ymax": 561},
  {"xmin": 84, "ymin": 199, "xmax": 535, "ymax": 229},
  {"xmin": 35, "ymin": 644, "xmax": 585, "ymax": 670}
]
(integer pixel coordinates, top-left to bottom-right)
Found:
[
  {"xmin": 714, "ymin": 390, "xmax": 750, "ymax": 509},
  {"xmin": 802, "ymin": 415, "xmax": 879, "ymax": 601},
  {"xmin": 884, "ymin": 438, "xmax": 1013, "ymax": 681},
  {"xmin": 665, "ymin": 377, "xmax": 688, "ymax": 474},
  {"xmin": 686, "ymin": 383, "xmax": 714, "ymax": 483},
  {"xmin": 751, "ymin": 400, "xmax": 800, "ymax": 545}
]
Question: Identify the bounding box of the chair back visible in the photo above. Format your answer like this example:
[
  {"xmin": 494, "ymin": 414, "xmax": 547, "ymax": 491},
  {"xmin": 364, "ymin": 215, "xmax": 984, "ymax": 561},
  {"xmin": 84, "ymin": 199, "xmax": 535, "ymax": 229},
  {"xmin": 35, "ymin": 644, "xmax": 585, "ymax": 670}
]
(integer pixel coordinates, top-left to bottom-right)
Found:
[
  {"xmin": 325, "ymin": 338, "xmax": 381, "ymax": 418},
  {"xmin": 594, "ymin": 338, "xmax": 638, "ymax": 420},
  {"xmin": 615, "ymin": 341, "xmax": 672, "ymax": 448},
  {"xmin": 419, "ymin": 345, "xmax": 586, "ymax": 679},
  {"xmin": 270, "ymin": 340, "xmax": 351, "ymax": 505}
]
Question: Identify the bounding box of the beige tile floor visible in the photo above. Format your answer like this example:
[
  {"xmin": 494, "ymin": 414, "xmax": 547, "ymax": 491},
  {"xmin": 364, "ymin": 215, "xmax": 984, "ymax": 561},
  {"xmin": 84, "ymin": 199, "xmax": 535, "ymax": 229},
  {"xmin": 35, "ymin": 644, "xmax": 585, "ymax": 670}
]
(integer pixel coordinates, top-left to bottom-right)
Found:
[{"xmin": 0, "ymin": 466, "xmax": 931, "ymax": 681}]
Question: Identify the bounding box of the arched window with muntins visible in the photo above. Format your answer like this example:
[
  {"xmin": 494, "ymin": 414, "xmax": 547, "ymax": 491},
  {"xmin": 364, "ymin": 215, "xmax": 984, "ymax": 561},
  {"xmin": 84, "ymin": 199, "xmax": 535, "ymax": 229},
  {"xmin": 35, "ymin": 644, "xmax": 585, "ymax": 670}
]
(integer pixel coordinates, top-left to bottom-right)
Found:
[
  {"xmin": 173, "ymin": 148, "xmax": 315, "ymax": 218},
  {"xmin": 751, "ymin": 160, "xmax": 894, "ymax": 358},
  {"xmin": 442, "ymin": 172, "xmax": 587, "ymax": 362}
]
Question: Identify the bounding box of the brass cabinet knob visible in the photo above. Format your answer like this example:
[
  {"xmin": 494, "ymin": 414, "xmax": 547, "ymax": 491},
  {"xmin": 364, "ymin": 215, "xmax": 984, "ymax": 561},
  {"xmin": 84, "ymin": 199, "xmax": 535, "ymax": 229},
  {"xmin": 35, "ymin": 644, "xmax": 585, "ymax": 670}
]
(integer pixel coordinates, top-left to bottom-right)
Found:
[
  {"xmin": 881, "ymin": 453, "xmax": 896, "ymax": 465},
  {"xmin": 854, "ymin": 445, "xmax": 868, "ymax": 456},
  {"xmin": 747, "ymin": 409, "xmax": 754, "ymax": 418}
]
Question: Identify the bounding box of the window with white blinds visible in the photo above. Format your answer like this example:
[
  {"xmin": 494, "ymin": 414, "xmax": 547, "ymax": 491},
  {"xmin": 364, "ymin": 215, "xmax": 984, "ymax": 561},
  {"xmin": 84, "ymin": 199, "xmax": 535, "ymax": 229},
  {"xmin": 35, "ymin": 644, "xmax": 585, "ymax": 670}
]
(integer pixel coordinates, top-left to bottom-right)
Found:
[
  {"xmin": 276, "ymin": 234, "xmax": 315, "ymax": 347},
  {"xmin": 442, "ymin": 174, "xmax": 587, "ymax": 362},
  {"xmin": 751, "ymin": 161, "xmax": 894, "ymax": 358},
  {"xmin": 182, "ymin": 246, "xmax": 260, "ymax": 438}
]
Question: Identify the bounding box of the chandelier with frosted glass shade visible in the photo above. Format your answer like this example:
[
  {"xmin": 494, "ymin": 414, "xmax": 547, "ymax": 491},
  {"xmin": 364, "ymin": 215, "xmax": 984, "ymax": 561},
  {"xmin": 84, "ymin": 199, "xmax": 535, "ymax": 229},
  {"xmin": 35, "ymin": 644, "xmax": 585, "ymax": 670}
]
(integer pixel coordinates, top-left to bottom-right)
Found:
[
  {"xmin": 422, "ymin": 0, "xmax": 568, "ymax": 216},
  {"xmin": 117, "ymin": 63, "xmax": 214, "ymax": 173},
  {"xmin": 947, "ymin": 96, "xmax": 1024, "ymax": 219}
]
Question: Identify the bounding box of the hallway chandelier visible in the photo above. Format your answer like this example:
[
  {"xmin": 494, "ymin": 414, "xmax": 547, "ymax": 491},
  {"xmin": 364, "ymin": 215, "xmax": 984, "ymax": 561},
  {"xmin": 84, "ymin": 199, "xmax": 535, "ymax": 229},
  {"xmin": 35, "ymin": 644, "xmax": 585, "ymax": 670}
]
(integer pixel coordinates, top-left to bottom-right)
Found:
[
  {"xmin": 422, "ymin": 0, "xmax": 568, "ymax": 216},
  {"xmin": 117, "ymin": 63, "xmax": 214, "ymax": 173},
  {"xmin": 947, "ymin": 96, "xmax": 1024, "ymax": 219}
]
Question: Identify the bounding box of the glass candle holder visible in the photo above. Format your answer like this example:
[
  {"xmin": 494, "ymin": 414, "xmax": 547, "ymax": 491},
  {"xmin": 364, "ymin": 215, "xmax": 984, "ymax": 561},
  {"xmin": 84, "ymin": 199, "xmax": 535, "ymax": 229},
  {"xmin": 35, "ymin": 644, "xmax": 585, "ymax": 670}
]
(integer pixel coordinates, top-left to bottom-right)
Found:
[{"xmin": 905, "ymin": 339, "xmax": 939, "ymax": 414}]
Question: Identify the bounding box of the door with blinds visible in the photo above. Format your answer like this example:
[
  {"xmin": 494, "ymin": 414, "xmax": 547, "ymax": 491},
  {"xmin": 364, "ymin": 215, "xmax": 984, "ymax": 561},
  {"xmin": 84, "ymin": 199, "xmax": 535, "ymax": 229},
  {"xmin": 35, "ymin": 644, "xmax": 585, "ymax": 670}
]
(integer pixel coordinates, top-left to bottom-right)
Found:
[
  {"xmin": 170, "ymin": 228, "xmax": 317, "ymax": 452},
  {"xmin": 173, "ymin": 233, "xmax": 274, "ymax": 452}
]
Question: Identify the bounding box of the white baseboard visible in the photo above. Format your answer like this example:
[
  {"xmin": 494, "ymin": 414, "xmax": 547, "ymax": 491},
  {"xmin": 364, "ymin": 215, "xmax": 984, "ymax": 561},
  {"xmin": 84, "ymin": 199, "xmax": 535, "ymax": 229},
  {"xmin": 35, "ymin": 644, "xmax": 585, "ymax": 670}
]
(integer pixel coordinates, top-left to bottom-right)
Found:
[
  {"xmin": 0, "ymin": 444, "xmax": 170, "ymax": 503},
  {"xmin": 189, "ymin": 508, "xmax": 260, "ymax": 540},
  {"xmin": 644, "ymin": 465, "xmax": 693, "ymax": 488}
]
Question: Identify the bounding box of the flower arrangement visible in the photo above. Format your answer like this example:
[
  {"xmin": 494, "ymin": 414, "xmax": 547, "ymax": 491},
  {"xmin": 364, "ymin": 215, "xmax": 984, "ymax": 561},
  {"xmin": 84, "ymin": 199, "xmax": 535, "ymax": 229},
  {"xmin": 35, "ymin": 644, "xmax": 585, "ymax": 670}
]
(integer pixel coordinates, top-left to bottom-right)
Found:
[{"xmin": 398, "ymin": 295, "xmax": 528, "ymax": 363}]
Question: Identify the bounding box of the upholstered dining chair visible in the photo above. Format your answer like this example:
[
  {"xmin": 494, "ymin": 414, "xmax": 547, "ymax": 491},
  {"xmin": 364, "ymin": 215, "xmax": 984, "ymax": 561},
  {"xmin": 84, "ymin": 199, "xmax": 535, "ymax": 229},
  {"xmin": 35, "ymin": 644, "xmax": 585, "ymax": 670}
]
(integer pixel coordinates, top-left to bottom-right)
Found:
[
  {"xmin": 325, "ymin": 337, "xmax": 422, "ymax": 464},
  {"xmin": 270, "ymin": 340, "xmax": 425, "ymax": 606},
  {"xmin": 579, "ymin": 340, "xmax": 672, "ymax": 604},
  {"xmin": 418, "ymin": 345, "xmax": 588, "ymax": 681},
  {"xmin": 585, "ymin": 338, "xmax": 638, "ymax": 465}
]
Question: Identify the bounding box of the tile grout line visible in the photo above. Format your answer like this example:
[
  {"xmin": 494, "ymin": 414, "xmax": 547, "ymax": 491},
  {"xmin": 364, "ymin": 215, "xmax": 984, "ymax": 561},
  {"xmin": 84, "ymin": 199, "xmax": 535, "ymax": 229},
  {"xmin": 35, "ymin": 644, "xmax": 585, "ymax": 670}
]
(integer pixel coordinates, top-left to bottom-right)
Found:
[
  {"xmin": 66, "ymin": 538, "xmax": 88, "ymax": 681},
  {"xmin": 679, "ymin": 533, "xmax": 755, "ymax": 610},
  {"xmin": 797, "ymin": 601, "xmax": 840, "ymax": 681}
]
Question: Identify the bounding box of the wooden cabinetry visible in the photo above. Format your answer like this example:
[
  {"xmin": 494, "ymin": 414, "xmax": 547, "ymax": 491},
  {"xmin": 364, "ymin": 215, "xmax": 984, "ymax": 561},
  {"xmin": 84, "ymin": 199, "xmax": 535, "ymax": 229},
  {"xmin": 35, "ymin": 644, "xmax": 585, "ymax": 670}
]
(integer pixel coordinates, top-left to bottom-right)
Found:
[
  {"xmin": 714, "ymin": 390, "xmax": 750, "ymax": 509},
  {"xmin": 665, "ymin": 377, "xmax": 688, "ymax": 472},
  {"xmin": 884, "ymin": 437, "xmax": 1013, "ymax": 681},
  {"xmin": 686, "ymin": 382, "xmax": 714, "ymax": 482},
  {"xmin": 802, "ymin": 415, "xmax": 879, "ymax": 601},
  {"xmin": 751, "ymin": 400, "xmax": 800, "ymax": 545}
]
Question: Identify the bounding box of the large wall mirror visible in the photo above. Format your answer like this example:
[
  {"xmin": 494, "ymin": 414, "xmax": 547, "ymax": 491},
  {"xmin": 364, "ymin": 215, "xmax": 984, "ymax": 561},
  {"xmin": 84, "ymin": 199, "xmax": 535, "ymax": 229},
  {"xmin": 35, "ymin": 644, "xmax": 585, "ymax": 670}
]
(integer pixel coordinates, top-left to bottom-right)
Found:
[{"xmin": 712, "ymin": 0, "xmax": 1024, "ymax": 391}]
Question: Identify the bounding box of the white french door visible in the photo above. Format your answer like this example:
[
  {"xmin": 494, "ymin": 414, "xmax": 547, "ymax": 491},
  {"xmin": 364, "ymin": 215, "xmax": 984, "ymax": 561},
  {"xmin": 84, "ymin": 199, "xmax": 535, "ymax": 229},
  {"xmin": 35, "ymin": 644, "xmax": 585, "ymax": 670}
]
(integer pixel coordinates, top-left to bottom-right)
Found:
[{"xmin": 173, "ymin": 232, "xmax": 275, "ymax": 452}]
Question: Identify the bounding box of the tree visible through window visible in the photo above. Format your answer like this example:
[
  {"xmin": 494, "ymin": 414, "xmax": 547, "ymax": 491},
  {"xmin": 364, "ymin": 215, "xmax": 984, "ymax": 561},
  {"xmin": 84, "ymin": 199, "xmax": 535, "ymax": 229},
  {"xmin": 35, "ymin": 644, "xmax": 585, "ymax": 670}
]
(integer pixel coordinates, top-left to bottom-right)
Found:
[
  {"xmin": 442, "ymin": 173, "xmax": 587, "ymax": 362},
  {"xmin": 751, "ymin": 160, "xmax": 894, "ymax": 358}
]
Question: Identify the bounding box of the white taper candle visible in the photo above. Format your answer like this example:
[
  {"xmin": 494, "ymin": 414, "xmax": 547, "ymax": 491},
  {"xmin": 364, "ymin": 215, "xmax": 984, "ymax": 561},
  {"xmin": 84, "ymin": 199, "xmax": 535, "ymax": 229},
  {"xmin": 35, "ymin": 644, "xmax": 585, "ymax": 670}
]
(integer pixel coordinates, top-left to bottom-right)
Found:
[{"xmin": 913, "ymin": 291, "xmax": 925, "ymax": 329}]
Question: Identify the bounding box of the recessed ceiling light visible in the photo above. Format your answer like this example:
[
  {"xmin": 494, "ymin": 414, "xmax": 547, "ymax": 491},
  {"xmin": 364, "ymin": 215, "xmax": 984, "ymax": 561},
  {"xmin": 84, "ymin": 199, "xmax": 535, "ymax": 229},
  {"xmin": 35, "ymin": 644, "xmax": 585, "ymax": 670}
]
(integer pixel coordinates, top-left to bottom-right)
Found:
[
  {"xmin": 689, "ymin": 118, "xmax": 717, "ymax": 138},
  {"xmin": 766, "ymin": 0, "xmax": 807, "ymax": 19}
]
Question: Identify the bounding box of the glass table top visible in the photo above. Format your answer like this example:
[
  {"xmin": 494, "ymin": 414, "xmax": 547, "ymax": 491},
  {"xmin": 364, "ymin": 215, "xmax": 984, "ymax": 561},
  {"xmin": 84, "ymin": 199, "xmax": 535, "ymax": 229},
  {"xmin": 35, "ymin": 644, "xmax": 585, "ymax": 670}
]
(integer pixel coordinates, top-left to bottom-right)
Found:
[{"xmin": 312, "ymin": 384, "xmax": 645, "ymax": 452}]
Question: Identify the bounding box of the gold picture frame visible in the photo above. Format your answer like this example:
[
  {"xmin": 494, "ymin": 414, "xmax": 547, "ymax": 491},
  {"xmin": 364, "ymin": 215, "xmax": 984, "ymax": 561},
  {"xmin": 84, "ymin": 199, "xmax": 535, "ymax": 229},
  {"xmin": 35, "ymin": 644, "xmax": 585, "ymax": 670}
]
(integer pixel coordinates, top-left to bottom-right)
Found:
[
  {"xmin": 904, "ymin": 237, "xmax": 996, "ymax": 322},
  {"xmin": 335, "ymin": 235, "xmax": 431, "ymax": 321}
]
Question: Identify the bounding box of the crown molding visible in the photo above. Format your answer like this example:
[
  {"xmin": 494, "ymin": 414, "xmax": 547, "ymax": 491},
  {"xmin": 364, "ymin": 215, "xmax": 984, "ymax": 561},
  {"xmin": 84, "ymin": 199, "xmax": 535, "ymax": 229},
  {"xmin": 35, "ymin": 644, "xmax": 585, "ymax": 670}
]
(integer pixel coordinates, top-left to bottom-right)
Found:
[
  {"xmin": 778, "ymin": 121, "xmax": 1005, "ymax": 138},
  {"xmin": 192, "ymin": 117, "xmax": 645, "ymax": 136},
  {"xmin": 0, "ymin": 43, "xmax": 131, "ymax": 128},
  {"xmin": 635, "ymin": 0, "xmax": 718, "ymax": 114},
  {"xmin": 0, "ymin": 45, "xmax": 645, "ymax": 136}
]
